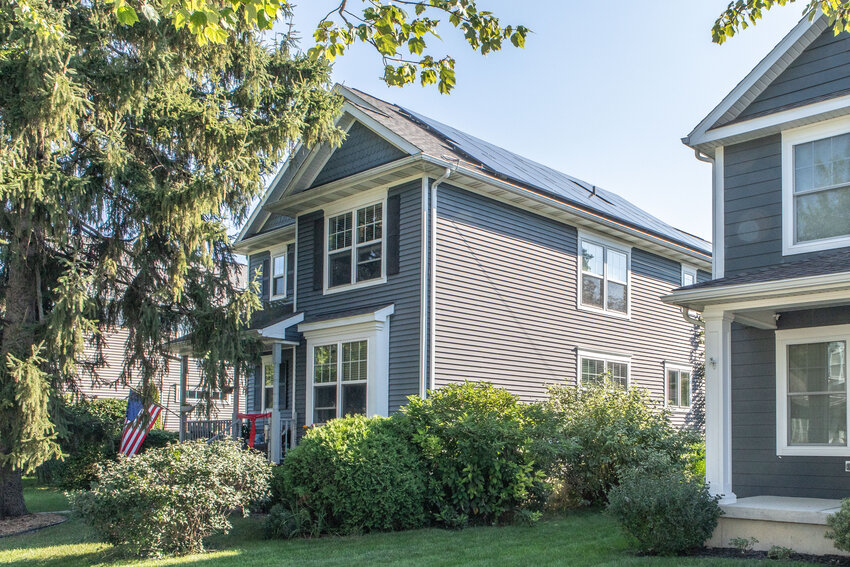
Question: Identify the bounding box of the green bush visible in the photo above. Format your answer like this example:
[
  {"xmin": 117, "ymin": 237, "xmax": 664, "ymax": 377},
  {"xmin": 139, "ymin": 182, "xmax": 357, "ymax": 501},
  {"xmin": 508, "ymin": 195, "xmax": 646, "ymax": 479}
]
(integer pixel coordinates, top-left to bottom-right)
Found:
[
  {"xmin": 546, "ymin": 381, "xmax": 699, "ymax": 506},
  {"xmin": 826, "ymin": 498, "xmax": 850, "ymax": 551},
  {"xmin": 607, "ymin": 459, "xmax": 721, "ymax": 555},
  {"xmin": 141, "ymin": 429, "xmax": 179, "ymax": 450},
  {"xmin": 264, "ymin": 503, "xmax": 322, "ymax": 539},
  {"xmin": 277, "ymin": 414, "xmax": 427, "ymax": 535},
  {"xmin": 38, "ymin": 398, "xmax": 126, "ymax": 489},
  {"xmin": 403, "ymin": 382, "xmax": 567, "ymax": 526},
  {"xmin": 70, "ymin": 440, "xmax": 270, "ymax": 557}
]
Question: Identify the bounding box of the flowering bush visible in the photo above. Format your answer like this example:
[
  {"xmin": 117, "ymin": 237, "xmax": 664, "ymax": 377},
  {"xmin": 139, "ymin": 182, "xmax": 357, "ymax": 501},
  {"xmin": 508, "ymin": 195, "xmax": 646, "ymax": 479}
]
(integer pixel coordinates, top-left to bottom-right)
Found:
[{"xmin": 70, "ymin": 439, "xmax": 270, "ymax": 557}]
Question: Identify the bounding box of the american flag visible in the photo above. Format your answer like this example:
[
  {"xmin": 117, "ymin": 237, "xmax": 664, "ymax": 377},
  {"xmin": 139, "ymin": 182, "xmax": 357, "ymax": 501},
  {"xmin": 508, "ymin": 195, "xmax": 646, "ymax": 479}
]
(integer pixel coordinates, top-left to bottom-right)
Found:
[{"xmin": 119, "ymin": 390, "xmax": 163, "ymax": 457}]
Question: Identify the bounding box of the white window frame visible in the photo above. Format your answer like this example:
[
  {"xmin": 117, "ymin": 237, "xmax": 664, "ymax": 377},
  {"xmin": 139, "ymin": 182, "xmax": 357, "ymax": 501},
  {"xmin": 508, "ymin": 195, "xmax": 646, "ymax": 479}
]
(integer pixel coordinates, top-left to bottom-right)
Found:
[
  {"xmin": 260, "ymin": 356, "xmax": 274, "ymax": 412},
  {"xmin": 775, "ymin": 324, "xmax": 850, "ymax": 457},
  {"xmin": 302, "ymin": 305, "xmax": 393, "ymax": 426},
  {"xmin": 269, "ymin": 243, "xmax": 292, "ymax": 301},
  {"xmin": 681, "ymin": 265, "xmax": 698, "ymax": 288},
  {"xmin": 309, "ymin": 338, "xmax": 370, "ymax": 424},
  {"xmin": 576, "ymin": 348, "xmax": 631, "ymax": 388},
  {"xmin": 577, "ymin": 232, "xmax": 631, "ymax": 319},
  {"xmin": 782, "ymin": 115, "xmax": 850, "ymax": 256},
  {"xmin": 323, "ymin": 188, "xmax": 387, "ymax": 295},
  {"xmin": 664, "ymin": 362, "xmax": 693, "ymax": 410}
]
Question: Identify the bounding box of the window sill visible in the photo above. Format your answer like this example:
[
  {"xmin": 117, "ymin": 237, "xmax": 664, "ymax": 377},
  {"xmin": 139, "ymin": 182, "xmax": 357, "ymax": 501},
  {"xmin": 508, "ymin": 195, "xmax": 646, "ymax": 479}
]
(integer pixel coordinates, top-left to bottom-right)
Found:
[
  {"xmin": 783, "ymin": 236, "xmax": 850, "ymax": 256},
  {"xmin": 577, "ymin": 304, "xmax": 631, "ymax": 320},
  {"xmin": 324, "ymin": 277, "xmax": 387, "ymax": 295},
  {"xmin": 777, "ymin": 445, "xmax": 850, "ymax": 457}
]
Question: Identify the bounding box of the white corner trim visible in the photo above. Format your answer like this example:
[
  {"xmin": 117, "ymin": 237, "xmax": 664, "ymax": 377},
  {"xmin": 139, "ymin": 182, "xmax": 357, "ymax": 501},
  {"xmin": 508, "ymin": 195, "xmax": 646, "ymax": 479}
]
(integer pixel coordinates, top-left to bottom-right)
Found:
[
  {"xmin": 298, "ymin": 304, "xmax": 395, "ymax": 334},
  {"xmin": 419, "ymin": 175, "xmax": 428, "ymax": 399},
  {"xmin": 257, "ymin": 312, "xmax": 305, "ymax": 340},
  {"xmin": 782, "ymin": 115, "xmax": 850, "ymax": 256},
  {"xmin": 775, "ymin": 324, "xmax": 850, "ymax": 457},
  {"xmin": 713, "ymin": 146, "xmax": 725, "ymax": 278},
  {"xmin": 576, "ymin": 229, "xmax": 632, "ymax": 320}
]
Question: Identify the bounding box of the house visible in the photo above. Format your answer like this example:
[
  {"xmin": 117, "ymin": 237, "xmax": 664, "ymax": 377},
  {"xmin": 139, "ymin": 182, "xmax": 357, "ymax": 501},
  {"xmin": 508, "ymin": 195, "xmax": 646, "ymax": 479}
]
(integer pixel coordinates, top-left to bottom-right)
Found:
[
  {"xmin": 665, "ymin": 13, "xmax": 850, "ymax": 556},
  {"xmin": 233, "ymin": 85, "xmax": 712, "ymax": 463}
]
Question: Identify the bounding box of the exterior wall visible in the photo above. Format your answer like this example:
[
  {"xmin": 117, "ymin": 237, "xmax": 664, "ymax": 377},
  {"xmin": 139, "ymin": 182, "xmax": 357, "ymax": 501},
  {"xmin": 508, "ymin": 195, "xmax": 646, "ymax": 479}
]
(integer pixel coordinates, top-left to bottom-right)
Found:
[
  {"xmin": 289, "ymin": 180, "xmax": 423, "ymax": 432},
  {"xmin": 730, "ymin": 308, "xmax": 850, "ymax": 499},
  {"xmin": 77, "ymin": 328, "xmax": 240, "ymax": 431},
  {"xmin": 723, "ymin": 135, "xmax": 850, "ymax": 277},
  {"xmin": 735, "ymin": 28, "xmax": 850, "ymax": 123},
  {"xmin": 433, "ymin": 184, "xmax": 704, "ymax": 428},
  {"xmin": 310, "ymin": 122, "xmax": 406, "ymax": 188}
]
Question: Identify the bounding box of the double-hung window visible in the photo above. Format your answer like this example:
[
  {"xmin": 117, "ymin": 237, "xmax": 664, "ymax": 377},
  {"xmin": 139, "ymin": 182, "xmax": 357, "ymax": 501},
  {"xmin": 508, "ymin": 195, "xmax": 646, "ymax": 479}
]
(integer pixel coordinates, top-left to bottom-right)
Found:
[
  {"xmin": 665, "ymin": 364, "xmax": 692, "ymax": 408},
  {"xmin": 270, "ymin": 243, "xmax": 295, "ymax": 300},
  {"xmin": 312, "ymin": 340, "xmax": 368, "ymax": 424},
  {"xmin": 783, "ymin": 118, "xmax": 850, "ymax": 254},
  {"xmin": 578, "ymin": 350, "xmax": 629, "ymax": 388},
  {"xmin": 261, "ymin": 360, "xmax": 274, "ymax": 411},
  {"xmin": 776, "ymin": 326, "xmax": 850, "ymax": 456},
  {"xmin": 681, "ymin": 266, "xmax": 697, "ymax": 287},
  {"xmin": 327, "ymin": 202, "xmax": 383, "ymax": 290},
  {"xmin": 580, "ymin": 237, "xmax": 629, "ymax": 315}
]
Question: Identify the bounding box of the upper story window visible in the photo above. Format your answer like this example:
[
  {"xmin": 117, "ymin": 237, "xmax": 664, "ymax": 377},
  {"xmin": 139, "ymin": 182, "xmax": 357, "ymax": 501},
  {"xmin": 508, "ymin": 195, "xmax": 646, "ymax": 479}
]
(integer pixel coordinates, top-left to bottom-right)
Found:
[
  {"xmin": 776, "ymin": 325, "xmax": 850, "ymax": 456},
  {"xmin": 579, "ymin": 236, "xmax": 630, "ymax": 316},
  {"xmin": 681, "ymin": 266, "xmax": 697, "ymax": 287},
  {"xmin": 327, "ymin": 202, "xmax": 384, "ymax": 290},
  {"xmin": 265, "ymin": 242, "xmax": 294, "ymax": 302},
  {"xmin": 783, "ymin": 117, "xmax": 850, "ymax": 255}
]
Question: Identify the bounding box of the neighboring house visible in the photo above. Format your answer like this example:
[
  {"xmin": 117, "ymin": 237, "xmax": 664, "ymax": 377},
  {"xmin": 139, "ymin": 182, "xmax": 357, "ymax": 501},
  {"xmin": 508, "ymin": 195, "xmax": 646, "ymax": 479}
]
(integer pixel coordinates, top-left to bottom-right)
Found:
[
  {"xmin": 234, "ymin": 85, "xmax": 712, "ymax": 463},
  {"xmin": 665, "ymin": 14, "xmax": 850, "ymax": 556}
]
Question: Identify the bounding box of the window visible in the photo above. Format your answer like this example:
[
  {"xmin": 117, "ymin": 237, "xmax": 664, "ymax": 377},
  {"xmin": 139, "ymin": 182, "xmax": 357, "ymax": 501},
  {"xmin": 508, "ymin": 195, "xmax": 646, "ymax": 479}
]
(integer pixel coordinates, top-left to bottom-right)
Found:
[
  {"xmin": 262, "ymin": 361, "xmax": 274, "ymax": 411},
  {"xmin": 666, "ymin": 364, "xmax": 692, "ymax": 408},
  {"xmin": 783, "ymin": 117, "xmax": 850, "ymax": 255},
  {"xmin": 776, "ymin": 325, "xmax": 850, "ymax": 456},
  {"xmin": 578, "ymin": 350, "xmax": 630, "ymax": 388},
  {"xmin": 312, "ymin": 340, "xmax": 368, "ymax": 424},
  {"xmin": 327, "ymin": 202, "xmax": 383, "ymax": 289},
  {"xmin": 682, "ymin": 266, "xmax": 697, "ymax": 287},
  {"xmin": 271, "ymin": 254, "xmax": 286, "ymax": 298},
  {"xmin": 579, "ymin": 237, "xmax": 629, "ymax": 315}
]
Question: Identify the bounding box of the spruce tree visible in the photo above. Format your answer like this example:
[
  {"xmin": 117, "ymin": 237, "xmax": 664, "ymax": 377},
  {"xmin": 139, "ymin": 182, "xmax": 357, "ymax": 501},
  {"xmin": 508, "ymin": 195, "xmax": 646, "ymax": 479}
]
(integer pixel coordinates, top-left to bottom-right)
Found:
[{"xmin": 0, "ymin": 0, "xmax": 525, "ymax": 517}]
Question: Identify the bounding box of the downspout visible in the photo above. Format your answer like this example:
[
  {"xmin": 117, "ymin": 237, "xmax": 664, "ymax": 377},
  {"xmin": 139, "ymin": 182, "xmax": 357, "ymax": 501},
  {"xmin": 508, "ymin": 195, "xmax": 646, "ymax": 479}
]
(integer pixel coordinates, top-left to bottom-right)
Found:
[
  {"xmin": 428, "ymin": 162, "xmax": 457, "ymax": 397},
  {"xmin": 681, "ymin": 307, "xmax": 705, "ymax": 328}
]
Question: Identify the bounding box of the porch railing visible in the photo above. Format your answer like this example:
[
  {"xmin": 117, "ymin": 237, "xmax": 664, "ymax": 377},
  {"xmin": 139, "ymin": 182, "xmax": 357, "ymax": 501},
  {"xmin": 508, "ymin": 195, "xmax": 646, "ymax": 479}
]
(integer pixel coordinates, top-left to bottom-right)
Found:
[{"xmin": 184, "ymin": 418, "xmax": 232, "ymax": 441}]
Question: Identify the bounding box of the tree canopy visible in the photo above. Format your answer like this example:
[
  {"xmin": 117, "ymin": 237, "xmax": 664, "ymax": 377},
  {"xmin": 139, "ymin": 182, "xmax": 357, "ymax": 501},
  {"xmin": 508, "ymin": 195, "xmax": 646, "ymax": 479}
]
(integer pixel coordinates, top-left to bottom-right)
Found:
[
  {"xmin": 0, "ymin": 0, "xmax": 527, "ymax": 517},
  {"xmin": 713, "ymin": 0, "xmax": 850, "ymax": 44}
]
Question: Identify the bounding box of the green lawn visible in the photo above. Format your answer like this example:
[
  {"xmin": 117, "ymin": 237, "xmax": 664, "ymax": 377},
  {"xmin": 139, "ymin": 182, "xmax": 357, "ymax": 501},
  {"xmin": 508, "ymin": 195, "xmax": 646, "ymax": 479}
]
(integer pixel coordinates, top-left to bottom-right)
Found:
[
  {"xmin": 21, "ymin": 477, "xmax": 69, "ymax": 514},
  {"xmin": 0, "ymin": 507, "xmax": 819, "ymax": 567}
]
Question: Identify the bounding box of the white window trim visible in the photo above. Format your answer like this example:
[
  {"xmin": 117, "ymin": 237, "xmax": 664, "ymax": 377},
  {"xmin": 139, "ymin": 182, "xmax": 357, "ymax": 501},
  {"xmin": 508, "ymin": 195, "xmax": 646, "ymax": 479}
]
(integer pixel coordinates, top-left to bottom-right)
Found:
[
  {"xmin": 775, "ymin": 324, "xmax": 850, "ymax": 457},
  {"xmin": 269, "ymin": 242, "xmax": 293, "ymax": 301},
  {"xmin": 311, "ymin": 338, "xmax": 370, "ymax": 424},
  {"xmin": 681, "ymin": 265, "xmax": 698, "ymax": 287},
  {"xmin": 576, "ymin": 231, "xmax": 632, "ymax": 320},
  {"xmin": 302, "ymin": 307, "xmax": 392, "ymax": 426},
  {"xmin": 576, "ymin": 348, "xmax": 631, "ymax": 388},
  {"xmin": 664, "ymin": 361, "xmax": 693, "ymax": 410},
  {"xmin": 781, "ymin": 115, "xmax": 850, "ymax": 256},
  {"xmin": 323, "ymin": 188, "xmax": 388, "ymax": 295}
]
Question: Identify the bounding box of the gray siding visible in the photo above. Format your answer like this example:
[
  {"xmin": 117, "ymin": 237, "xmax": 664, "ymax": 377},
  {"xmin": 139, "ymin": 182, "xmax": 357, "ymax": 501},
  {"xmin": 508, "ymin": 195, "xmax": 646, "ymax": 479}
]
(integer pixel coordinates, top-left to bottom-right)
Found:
[
  {"xmin": 311, "ymin": 122, "xmax": 406, "ymax": 188},
  {"xmin": 433, "ymin": 184, "xmax": 704, "ymax": 428},
  {"xmin": 293, "ymin": 180, "xmax": 423, "ymax": 431},
  {"xmin": 724, "ymin": 135, "xmax": 850, "ymax": 277},
  {"xmin": 735, "ymin": 29, "xmax": 850, "ymax": 123},
  {"xmin": 248, "ymin": 251, "xmax": 270, "ymax": 302},
  {"xmin": 731, "ymin": 309, "xmax": 850, "ymax": 498}
]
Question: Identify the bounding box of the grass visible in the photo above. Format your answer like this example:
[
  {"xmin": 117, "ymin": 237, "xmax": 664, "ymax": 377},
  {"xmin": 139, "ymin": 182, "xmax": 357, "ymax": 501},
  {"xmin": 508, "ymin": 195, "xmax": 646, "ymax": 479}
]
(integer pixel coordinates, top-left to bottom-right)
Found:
[
  {"xmin": 21, "ymin": 477, "xmax": 69, "ymax": 514},
  {"xmin": 0, "ymin": 507, "xmax": 819, "ymax": 567}
]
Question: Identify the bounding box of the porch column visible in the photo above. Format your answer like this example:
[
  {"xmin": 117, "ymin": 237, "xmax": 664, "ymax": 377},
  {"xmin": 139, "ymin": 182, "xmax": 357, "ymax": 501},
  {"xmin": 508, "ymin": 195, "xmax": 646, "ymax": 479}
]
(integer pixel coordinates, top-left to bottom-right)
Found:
[
  {"xmin": 270, "ymin": 342, "xmax": 282, "ymax": 463},
  {"xmin": 178, "ymin": 355, "xmax": 188, "ymax": 443},
  {"xmin": 703, "ymin": 310, "xmax": 736, "ymax": 504},
  {"xmin": 231, "ymin": 367, "xmax": 240, "ymax": 440}
]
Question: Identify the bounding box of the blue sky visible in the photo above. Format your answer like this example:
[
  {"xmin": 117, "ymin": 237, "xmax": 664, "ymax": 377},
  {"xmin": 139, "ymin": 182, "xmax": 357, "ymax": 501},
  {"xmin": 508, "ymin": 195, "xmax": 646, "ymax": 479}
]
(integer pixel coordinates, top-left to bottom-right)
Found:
[{"xmin": 270, "ymin": 1, "xmax": 806, "ymax": 242}]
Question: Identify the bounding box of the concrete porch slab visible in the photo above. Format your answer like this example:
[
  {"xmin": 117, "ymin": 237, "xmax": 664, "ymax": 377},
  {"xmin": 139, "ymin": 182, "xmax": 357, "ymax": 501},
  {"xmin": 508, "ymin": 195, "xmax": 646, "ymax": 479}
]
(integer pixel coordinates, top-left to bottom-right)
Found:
[{"xmin": 721, "ymin": 496, "xmax": 842, "ymax": 525}]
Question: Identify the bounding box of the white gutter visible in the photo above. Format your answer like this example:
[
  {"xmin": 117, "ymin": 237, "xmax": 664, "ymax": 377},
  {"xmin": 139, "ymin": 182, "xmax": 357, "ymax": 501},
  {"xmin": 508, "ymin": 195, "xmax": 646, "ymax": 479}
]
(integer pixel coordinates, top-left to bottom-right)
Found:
[{"xmin": 428, "ymin": 164, "xmax": 456, "ymax": 397}]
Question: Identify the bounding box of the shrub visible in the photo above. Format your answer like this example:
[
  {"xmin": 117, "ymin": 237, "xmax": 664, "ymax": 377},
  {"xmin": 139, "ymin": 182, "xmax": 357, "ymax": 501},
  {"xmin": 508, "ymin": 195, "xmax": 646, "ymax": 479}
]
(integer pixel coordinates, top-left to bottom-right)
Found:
[
  {"xmin": 826, "ymin": 498, "xmax": 850, "ymax": 551},
  {"xmin": 546, "ymin": 381, "xmax": 698, "ymax": 505},
  {"xmin": 607, "ymin": 460, "xmax": 721, "ymax": 555},
  {"xmin": 402, "ymin": 382, "xmax": 567, "ymax": 526},
  {"xmin": 264, "ymin": 503, "xmax": 322, "ymax": 539},
  {"xmin": 277, "ymin": 415, "xmax": 427, "ymax": 535},
  {"xmin": 141, "ymin": 429, "xmax": 179, "ymax": 451},
  {"xmin": 70, "ymin": 439, "xmax": 270, "ymax": 557}
]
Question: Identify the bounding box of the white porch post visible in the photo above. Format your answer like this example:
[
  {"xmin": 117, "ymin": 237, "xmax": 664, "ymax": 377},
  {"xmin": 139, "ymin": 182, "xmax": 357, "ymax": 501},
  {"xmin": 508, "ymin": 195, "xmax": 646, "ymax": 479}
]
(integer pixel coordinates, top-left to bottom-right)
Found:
[
  {"xmin": 270, "ymin": 343, "xmax": 282, "ymax": 463},
  {"xmin": 178, "ymin": 355, "xmax": 188, "ymax": 443},
  {"xmin": 703, "ymin": 310, "xmax": 736, "ymax": 504},
  {"xmin": 231, "ymin": 367, "xmax": 240, "ymax": 440}
]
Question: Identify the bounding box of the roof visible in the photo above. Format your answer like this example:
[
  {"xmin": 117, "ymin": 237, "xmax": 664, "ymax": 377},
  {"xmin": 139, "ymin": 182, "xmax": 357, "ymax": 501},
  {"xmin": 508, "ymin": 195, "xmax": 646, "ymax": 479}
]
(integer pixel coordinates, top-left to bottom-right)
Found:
[
  {"xmin": 341, "ymin": 87, "xmax": 711, "ymax": 256},
  {"xmin": 247, "ymin": 302, "xmax": 298, "ymax": 331},
  {"xmin": 678, "ymin": 248, "xmax": 850, "ymax": 291},
  {"xmin": 301, "ymin": 303, "xmax": 395, "ymax": 325}
]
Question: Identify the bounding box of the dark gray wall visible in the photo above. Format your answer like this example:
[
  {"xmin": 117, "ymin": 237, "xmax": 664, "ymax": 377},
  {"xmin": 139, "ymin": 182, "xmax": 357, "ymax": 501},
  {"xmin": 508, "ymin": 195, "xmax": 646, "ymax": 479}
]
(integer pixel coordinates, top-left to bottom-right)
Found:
[
  {"xmin": 735, "ymin": 29, "xmax": 850, "ymax": 123},
  {"xmin": 731, "ymin": 308, "xmax": 850, "ymax": 498},
  {"xmin": 433, "ymin": 184, "xmax": 705, "ymax": 428},
  {"xmin": 724, "ymin": 135, "xmax": 850, "ymax": 277},
  {"xmin": 310, "ymin": 122, "xmax": 406, "ymax": 188},
  {"xmin": 292, "ymin": 180, "xmax": 423, "ymax": 432}
]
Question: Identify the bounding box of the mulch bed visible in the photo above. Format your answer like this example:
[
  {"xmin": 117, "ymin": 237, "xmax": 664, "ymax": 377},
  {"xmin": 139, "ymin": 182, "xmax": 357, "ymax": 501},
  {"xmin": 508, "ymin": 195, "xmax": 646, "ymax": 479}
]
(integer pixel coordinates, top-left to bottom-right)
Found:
[
  {"xmin": 0, "ymin": 513, "xmax": 66, "ymax": 538},
  {"xmin": 690, "ymin": 547, "xmax": 850, "ymax": 565}
]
